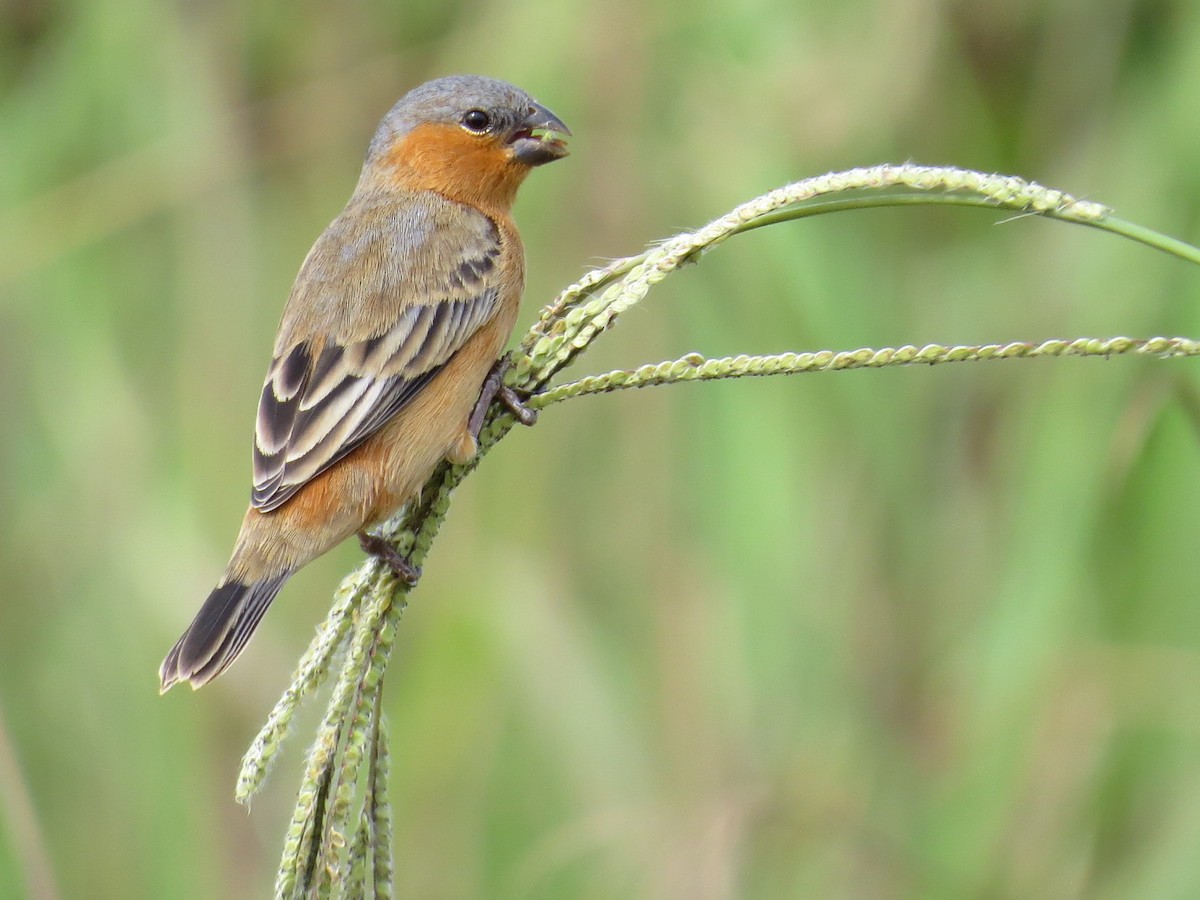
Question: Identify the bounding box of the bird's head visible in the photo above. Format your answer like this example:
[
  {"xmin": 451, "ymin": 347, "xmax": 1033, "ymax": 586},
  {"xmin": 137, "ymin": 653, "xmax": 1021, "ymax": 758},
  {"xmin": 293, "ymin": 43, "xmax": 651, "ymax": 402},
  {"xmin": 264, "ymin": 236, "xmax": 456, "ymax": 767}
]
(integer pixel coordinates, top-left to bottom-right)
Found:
[{"xmin": 363, "ymin": 75, "xmax": 571, "ymax": 210}]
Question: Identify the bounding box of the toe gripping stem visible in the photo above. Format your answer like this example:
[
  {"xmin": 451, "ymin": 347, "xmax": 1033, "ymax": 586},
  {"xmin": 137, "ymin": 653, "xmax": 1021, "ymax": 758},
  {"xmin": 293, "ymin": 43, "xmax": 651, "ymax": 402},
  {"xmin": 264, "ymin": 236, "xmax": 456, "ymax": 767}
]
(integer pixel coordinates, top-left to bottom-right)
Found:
[
  {"xmin": 468, "ymin": 354, "xmax": 539, "ymax": 440},
  {"xmin": 358, "ymin": 532, "xmax": 421, "ymax": 585}
]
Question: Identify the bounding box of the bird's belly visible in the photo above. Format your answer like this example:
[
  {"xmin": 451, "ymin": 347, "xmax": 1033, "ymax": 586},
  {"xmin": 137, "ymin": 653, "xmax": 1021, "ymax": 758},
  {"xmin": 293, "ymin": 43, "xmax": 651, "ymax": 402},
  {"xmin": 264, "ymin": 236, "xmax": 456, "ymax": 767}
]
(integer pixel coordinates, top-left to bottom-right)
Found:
[{"xmin": 363, "ymin": 320, "xmax": 510, "ymax": 525}]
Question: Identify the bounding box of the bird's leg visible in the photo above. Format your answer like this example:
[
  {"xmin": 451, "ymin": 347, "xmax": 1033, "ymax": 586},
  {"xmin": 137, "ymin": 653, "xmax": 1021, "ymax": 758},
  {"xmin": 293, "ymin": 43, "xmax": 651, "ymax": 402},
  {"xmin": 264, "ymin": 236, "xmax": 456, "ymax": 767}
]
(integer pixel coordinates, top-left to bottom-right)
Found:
[
  {"xmin": 357, "ymin": 532, "xmax": 422, "ymax": 585},
  {"xmin": 468, "ymin": 354, "xmax": 539, "ymax": 440}
]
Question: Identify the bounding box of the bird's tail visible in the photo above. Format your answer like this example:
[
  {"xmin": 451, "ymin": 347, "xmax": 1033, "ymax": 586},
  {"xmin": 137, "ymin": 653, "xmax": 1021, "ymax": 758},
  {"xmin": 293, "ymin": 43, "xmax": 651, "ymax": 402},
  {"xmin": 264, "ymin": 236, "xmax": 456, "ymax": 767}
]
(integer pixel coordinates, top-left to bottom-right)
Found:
[{"xmin": 159, "ymin": 573, "xmax": 292, "ymax": 692}]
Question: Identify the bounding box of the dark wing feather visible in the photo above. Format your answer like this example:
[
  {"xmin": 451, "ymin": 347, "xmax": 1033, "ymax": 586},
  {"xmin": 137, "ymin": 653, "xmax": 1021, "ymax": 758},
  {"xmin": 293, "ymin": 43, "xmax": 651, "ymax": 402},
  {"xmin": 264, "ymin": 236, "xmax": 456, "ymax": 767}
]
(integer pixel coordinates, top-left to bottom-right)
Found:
[{"xmin": 250, "ymin": 197, "xmax": 504, "ymax": 513}]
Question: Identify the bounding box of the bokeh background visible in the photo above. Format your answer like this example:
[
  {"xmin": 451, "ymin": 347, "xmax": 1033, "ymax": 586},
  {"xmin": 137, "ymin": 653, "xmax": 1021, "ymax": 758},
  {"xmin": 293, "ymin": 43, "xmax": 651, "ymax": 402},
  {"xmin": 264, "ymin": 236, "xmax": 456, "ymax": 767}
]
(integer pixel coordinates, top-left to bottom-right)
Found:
[{"xmin": 4, "ymin": 0, "xmax": 1200, "ymax": 897}]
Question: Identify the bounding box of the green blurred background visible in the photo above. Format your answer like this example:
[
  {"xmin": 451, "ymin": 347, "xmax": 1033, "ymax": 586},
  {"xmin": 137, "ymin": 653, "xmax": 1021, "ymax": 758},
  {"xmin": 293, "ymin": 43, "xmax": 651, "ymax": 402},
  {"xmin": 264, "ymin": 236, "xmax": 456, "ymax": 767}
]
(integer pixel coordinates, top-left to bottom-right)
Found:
[{"xmin": 4, "ymin": 0, "xmax": 1200, "ymax": 897}]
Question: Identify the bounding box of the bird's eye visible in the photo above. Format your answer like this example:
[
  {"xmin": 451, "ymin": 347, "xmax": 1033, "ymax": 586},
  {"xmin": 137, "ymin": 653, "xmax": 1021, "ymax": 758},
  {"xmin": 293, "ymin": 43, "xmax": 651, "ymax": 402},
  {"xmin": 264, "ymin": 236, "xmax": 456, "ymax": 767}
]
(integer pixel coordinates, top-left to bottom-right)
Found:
[{"xmin": 460, "ymin": 109, "xmax": 492, "ymax": 133}]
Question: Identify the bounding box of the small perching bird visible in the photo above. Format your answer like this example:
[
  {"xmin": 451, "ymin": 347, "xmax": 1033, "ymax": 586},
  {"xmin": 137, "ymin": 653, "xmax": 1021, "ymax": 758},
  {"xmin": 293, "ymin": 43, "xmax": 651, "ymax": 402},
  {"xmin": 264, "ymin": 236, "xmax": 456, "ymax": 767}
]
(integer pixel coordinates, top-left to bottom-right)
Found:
[{"xmin": 160, "ymin": 75, "xmax": 570, "ymax": 691}]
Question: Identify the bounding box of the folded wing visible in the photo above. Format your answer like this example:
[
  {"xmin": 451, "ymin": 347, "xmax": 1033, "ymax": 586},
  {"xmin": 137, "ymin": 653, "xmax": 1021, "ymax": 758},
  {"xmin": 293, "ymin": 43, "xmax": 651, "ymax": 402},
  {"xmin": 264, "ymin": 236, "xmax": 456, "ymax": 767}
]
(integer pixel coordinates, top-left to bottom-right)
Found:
[{"xmin": 251, "ymin": 197, "xmax": 504, "ymax": 513}]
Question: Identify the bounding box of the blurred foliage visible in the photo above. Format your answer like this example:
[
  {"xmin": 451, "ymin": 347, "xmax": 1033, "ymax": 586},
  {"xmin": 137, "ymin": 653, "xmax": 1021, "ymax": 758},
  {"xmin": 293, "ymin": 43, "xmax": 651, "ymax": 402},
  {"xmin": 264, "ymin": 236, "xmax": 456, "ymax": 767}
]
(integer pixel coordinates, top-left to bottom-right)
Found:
[{"xmin": 2, "ymin": 0, "xmax": 1200, "ymax": 897}]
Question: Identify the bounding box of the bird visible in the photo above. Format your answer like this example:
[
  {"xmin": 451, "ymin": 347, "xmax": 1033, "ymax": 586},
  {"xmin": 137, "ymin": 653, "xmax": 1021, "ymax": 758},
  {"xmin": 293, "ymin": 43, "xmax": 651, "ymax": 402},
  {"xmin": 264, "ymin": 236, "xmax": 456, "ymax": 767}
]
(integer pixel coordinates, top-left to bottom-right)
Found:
[{"xmin": 159, "ymin": 75, "xmax": 570, "ymax": 691}]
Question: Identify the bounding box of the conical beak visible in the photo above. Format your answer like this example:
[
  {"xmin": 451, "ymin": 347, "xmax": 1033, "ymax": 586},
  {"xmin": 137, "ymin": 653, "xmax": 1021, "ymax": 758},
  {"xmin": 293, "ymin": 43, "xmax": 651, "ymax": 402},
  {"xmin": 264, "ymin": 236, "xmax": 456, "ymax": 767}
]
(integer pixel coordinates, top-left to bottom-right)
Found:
[{"xmin": 509, "ymin": 102, "xmax": 571, "ymax": 166}]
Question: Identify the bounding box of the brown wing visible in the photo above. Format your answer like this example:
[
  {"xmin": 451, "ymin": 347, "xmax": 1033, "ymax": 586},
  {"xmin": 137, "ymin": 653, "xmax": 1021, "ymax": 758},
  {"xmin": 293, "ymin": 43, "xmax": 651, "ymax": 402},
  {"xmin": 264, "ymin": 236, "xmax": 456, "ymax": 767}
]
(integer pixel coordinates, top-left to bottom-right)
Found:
[{"xmin": 251, "ymin": 196, "xmax": 504, "ymax": 513}]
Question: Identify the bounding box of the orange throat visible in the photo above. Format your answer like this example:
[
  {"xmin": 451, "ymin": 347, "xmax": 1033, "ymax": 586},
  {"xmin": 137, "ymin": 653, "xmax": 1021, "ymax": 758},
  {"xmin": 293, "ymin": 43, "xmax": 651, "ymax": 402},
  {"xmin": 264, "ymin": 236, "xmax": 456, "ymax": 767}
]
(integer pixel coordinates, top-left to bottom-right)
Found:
[{"xmin": 380, "ymin": 122, "xmax": 530, "ymax": 211}]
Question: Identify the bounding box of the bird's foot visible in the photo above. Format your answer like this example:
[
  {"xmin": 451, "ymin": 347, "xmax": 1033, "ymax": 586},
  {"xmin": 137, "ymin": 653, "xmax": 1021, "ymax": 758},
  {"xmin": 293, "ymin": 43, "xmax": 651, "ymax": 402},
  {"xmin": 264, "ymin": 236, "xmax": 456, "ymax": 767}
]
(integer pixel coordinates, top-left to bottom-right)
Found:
[
  {"xmin": 468, "ymin": 355, "xmax": 539, "ymax": 440},
  {"xmin": 358, "ymin": 532, "xmax": 421, "ymax": 585}
]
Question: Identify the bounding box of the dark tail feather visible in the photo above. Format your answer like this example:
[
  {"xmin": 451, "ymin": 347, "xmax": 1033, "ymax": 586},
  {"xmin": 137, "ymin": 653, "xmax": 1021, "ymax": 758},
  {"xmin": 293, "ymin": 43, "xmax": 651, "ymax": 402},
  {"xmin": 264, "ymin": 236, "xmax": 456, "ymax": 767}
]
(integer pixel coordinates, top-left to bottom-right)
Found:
[{"xmin": 160, "ymin": 573, "xmax": 291, "ymax": 692}]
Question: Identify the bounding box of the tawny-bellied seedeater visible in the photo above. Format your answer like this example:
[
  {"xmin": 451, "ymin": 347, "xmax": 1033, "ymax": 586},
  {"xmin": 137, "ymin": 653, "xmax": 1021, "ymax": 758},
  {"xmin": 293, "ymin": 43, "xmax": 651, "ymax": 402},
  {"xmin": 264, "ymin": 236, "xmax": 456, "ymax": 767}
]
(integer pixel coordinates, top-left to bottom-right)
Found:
[{"xmin": 160, "ymin": 75, "xmax": 569, "ymax": 691}]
